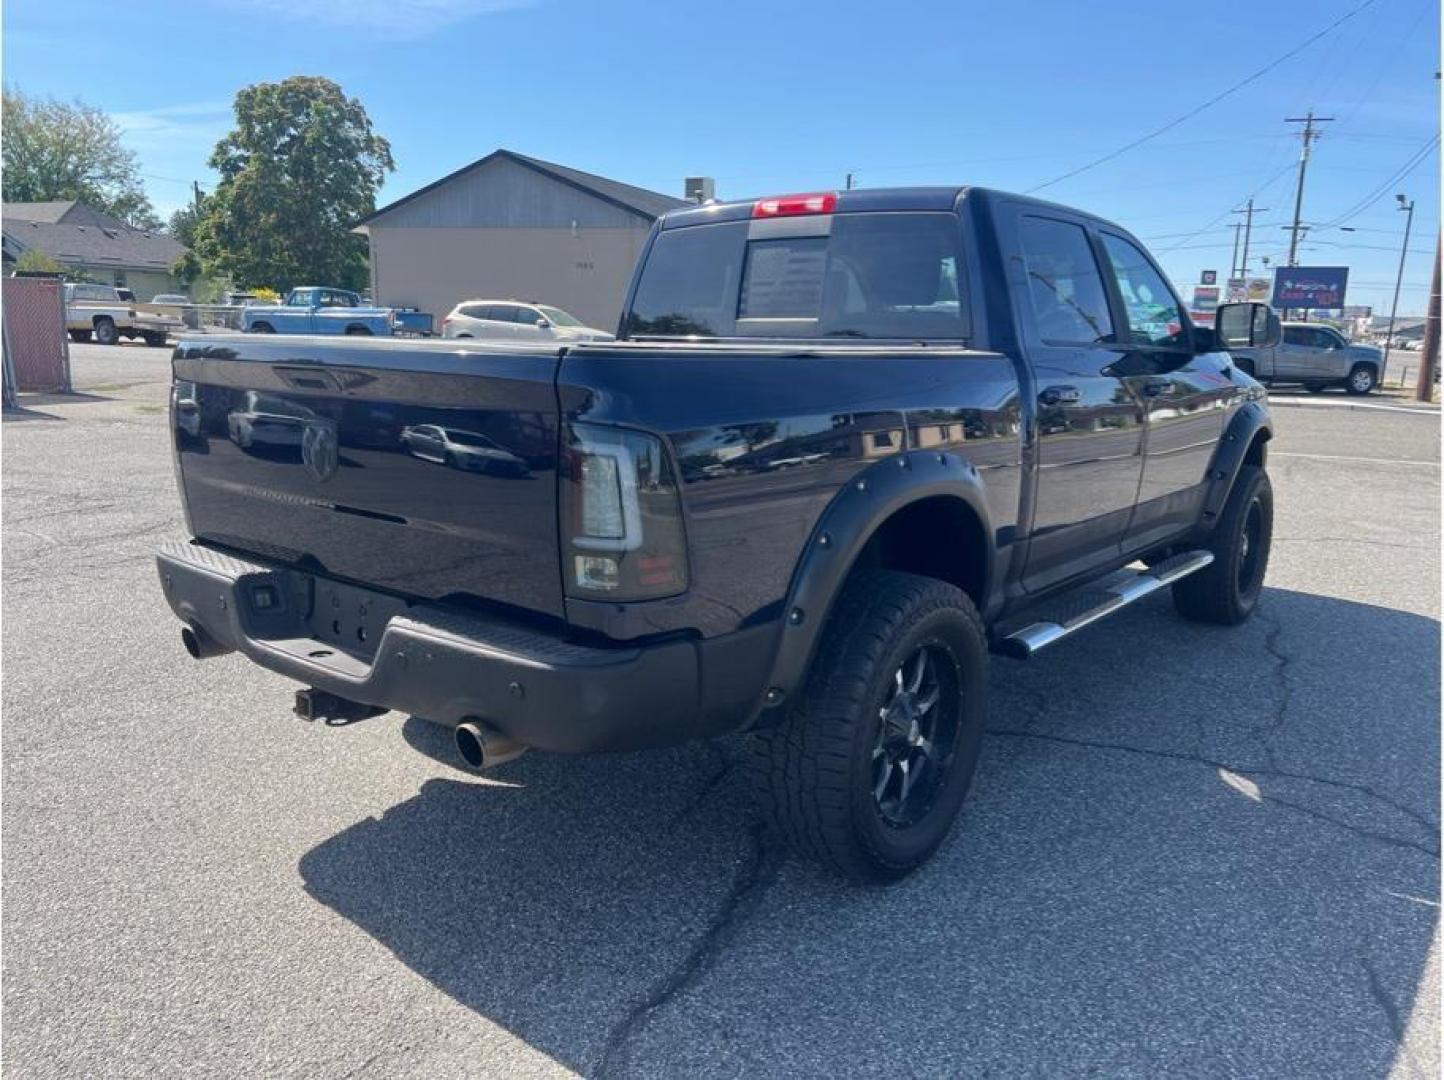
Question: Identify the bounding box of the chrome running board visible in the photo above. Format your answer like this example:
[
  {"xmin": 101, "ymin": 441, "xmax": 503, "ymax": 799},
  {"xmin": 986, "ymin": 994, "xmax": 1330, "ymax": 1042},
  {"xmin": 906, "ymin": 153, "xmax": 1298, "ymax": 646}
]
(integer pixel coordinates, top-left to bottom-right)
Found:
[{"xmin": 998, "ymin": 550, "xmax": 1214, "ymax": 659}]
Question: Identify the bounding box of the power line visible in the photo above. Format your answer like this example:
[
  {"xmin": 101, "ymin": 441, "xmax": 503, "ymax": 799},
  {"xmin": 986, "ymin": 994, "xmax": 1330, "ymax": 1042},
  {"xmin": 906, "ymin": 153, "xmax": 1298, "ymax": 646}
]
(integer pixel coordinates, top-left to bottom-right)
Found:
[
  {"xmin": 1026, "ymin": 0, "xmax": 1379, "ymax": 193},
  {"xmin": 1316, "ymin": 133, "xmax": 1441, "ymax": 229},
  {"xmin": 1153, "ymin": 160, "xmax": 1296, "ymax": 254}
]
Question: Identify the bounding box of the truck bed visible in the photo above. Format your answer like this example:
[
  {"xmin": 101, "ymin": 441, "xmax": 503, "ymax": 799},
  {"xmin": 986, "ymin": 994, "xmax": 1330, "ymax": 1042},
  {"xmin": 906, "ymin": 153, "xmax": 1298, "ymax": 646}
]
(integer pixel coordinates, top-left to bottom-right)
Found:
[{"xmin": 171, "ymin": 334, "xmax": 1024, "ymax": 641}]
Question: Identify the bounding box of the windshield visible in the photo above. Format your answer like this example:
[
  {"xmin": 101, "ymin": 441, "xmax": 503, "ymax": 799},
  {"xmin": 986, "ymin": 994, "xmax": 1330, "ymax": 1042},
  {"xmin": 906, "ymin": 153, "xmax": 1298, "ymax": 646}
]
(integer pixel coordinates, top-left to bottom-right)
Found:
[
  {"xmin": 538, "ymin": 305, "xmax": 584, "ymax": 327},
  {"xmin": 626, "ymin": 212, "xmax": 967, "ymax": 341}
]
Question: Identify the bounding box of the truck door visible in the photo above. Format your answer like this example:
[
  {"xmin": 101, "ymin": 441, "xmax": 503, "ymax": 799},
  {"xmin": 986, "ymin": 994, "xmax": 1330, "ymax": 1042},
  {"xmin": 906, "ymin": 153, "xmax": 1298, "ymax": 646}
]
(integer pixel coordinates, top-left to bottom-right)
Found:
[
  {"xmin": 1008, "ymin": 210, "xmax": 1145, "ymax": 593},
  {"xmin": 1094, "ymin": 232, "xmax": 1234, "ymax": 551}
]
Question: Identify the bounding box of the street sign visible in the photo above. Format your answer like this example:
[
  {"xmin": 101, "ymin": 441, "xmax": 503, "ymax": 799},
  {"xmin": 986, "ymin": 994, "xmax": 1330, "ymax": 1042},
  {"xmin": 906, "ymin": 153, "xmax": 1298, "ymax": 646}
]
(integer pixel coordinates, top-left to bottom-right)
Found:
[
  {"xmin": 1226, "ymin": 277, "xmax": 1247, "ymax": 301},
  {"xmin": 1271, "ymin": 266, "xmax": 1349, "ymax": 309},
  {"xmin": 1192, "ymin": 285, "xmax": 1220, "ymax": 312},
  {"xmin": 1200, "ymin": 270, "xmax": 1217, "ymax": 286}
]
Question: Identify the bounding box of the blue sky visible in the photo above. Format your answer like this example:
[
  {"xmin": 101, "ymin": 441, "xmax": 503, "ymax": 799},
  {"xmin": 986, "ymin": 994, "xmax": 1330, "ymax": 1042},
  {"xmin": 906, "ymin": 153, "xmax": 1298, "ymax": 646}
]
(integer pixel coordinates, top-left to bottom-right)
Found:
[{"xmin": 5, "ymin": 0, "xmax": 1439, "ymax": 312}]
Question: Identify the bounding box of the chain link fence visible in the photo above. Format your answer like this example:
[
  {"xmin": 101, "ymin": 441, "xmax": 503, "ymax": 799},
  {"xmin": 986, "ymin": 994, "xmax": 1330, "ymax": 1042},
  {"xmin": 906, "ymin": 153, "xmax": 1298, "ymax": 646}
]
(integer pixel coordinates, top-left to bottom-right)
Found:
[
  {"xmin": 2, "ymin": 276, "xmax": 71, "ymax": 394},
  {"xmin": 172, "ymin": 305, "xmax": 246, "ymax": 332}
]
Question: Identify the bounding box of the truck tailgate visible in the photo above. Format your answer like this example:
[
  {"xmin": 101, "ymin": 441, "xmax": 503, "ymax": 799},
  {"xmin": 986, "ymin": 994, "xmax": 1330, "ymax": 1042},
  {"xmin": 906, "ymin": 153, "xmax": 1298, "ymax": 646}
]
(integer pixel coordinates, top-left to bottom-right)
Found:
[{"xmin": 172, "ymin": 337, "xmax": 565, "ymax": 619}]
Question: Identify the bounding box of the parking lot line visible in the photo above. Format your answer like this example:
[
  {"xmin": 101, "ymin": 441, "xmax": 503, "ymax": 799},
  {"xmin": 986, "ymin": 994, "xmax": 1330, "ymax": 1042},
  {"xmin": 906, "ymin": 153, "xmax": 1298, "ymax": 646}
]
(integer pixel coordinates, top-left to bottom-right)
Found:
[{"xmin": 1273, "ymin": 451, "xmax": 1441, "ymax": 468}]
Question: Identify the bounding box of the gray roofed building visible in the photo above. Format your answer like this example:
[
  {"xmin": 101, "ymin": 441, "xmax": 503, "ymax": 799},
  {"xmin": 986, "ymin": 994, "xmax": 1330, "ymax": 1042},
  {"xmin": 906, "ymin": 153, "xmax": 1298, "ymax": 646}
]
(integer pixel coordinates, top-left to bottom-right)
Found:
[
  {"xmin": 4, "ymin": 200, "xmax": 128, "ymax": 227},
  {"xmin": 355, "ymin": 149, "xmax": 695, "ymax": 330},
  {"xmin": 3, "ymin": 200, "xmax": 186, "ymax": 298}
]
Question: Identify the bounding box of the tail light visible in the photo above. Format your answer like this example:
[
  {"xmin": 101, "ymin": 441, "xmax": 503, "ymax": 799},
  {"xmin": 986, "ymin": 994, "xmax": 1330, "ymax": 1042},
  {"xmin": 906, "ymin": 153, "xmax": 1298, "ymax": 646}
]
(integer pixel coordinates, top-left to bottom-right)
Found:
[
  {"xmin": 561, "ymin": 422, "xmax": 688, "ymax": 600},
  {"xmin": 752, "ymin": 192, "xmax": 837, "ymax": 218}
]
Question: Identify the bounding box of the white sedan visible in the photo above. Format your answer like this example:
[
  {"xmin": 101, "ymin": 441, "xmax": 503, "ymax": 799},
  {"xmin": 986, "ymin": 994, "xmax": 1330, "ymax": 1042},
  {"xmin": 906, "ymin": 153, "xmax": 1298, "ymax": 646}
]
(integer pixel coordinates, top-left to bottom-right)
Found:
[{"xmin": 441, "ymin": 300, "xmax": 614, "ymax": 343}]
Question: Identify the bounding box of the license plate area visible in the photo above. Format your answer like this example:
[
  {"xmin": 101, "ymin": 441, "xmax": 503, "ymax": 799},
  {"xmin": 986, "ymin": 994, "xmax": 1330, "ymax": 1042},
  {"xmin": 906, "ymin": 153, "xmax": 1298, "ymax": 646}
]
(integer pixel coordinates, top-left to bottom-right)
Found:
[{"xmin": 307, "ymin": 578, "xmax": 409, "ymax": 662}]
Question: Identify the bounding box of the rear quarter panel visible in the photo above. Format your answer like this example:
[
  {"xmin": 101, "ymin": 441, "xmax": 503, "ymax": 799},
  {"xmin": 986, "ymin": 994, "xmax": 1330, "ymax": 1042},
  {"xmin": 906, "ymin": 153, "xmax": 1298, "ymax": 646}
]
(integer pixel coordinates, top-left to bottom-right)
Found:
[{"xmin": 559, "ymin": 344, "xmax": 1023, "ymax": 639}]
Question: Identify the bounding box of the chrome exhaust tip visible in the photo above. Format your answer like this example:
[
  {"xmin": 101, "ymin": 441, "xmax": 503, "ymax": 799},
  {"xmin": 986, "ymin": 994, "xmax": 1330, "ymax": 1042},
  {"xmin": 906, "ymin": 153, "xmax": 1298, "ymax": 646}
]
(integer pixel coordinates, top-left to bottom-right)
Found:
[{"xmin": 454, "ymin": 721, "xmax": 526, "ymax": 770}]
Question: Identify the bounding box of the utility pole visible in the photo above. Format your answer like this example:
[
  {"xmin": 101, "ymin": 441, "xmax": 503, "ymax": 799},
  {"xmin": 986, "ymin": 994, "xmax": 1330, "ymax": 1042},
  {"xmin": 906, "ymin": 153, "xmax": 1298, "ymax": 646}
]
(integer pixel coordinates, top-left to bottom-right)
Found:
[
  {"xmin": 1284, "ymin": 111, "xmax": 1332, "ymax": 267},
  {"xmin": 1230, "ymin": 222, "xmax": 1242, "ymax": 279},
  {"xmin": 1416, "ymin": 234, "xmax": 1440, "ymax": 402},
  {"xmin": 1232, "ymin": 198, "xmax": 1268, "ymax": 278},
  {"xmin": 1382, "ymin": 195, "xmax": 1415, "ymax": 387},
  {"xmin": 845, "ymin": 172, "xmax": 855, "ymax": 190},
  {"xmin": 192, "ymin": 180, "xmax": 203, "ymax": 214}
]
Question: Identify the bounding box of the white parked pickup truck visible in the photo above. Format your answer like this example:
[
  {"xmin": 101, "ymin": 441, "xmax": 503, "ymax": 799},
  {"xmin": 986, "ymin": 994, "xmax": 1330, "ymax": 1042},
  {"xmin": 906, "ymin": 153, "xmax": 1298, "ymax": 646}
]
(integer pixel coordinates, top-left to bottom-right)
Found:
[{"xmin": 64, "ymin": 283, "xmax": 184, "ymax": 347}]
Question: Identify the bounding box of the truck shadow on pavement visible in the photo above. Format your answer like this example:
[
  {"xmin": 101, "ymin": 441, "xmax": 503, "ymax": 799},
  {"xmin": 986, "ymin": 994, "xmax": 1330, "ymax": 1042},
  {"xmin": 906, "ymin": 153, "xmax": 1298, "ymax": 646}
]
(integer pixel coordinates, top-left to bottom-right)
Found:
[{"xmin": 299, "ymin": 586, "xmax": 1439, "ymax": 1078}]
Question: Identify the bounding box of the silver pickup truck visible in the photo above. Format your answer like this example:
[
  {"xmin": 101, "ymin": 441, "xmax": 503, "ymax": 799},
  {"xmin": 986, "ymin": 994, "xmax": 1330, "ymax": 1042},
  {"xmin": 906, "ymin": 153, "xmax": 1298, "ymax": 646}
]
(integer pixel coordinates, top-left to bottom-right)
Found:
[{"xmin": 1233, "ymin": 317, "xmax": 1384, "ymax": 395}]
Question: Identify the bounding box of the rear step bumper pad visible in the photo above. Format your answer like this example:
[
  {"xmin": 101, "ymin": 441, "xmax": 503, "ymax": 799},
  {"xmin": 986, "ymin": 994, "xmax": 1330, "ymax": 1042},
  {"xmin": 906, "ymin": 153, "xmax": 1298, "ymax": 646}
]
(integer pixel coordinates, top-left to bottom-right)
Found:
[
  {"xmin": 999, "ymin": 550, "xmax": 1214, "ymax": 659},
  {"xmin": 156, "ymin": 539, "xmax": 746, "ymax": 753}
]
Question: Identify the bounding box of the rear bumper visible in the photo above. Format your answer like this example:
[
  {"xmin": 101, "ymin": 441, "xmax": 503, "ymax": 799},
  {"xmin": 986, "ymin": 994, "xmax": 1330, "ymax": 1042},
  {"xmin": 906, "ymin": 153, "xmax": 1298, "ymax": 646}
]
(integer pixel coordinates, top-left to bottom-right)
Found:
[{"xmin": 156, "ymin": 540, "xmax": 774, "ymax": 753}]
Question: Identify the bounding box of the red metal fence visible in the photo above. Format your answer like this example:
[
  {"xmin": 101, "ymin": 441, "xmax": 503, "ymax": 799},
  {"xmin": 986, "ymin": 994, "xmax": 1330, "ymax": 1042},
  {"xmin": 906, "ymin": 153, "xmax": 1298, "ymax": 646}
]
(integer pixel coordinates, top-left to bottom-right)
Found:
[{"xmin": 2, "ymin": 276, "xmax": 72, "ymax": 394}]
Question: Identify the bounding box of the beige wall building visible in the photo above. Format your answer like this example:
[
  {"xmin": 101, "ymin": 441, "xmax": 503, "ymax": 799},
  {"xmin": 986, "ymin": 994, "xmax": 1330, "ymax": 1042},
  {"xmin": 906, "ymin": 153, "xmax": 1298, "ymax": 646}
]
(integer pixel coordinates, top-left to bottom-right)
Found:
[{"xmin": 355, "ymin": 150, "xmax": 689, "ymax": 332}]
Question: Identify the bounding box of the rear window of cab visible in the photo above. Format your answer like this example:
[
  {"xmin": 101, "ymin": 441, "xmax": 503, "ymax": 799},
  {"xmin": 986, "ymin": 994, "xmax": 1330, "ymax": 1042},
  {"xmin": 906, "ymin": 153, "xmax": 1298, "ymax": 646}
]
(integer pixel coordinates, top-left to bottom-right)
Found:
[{"xmin": 626, "ymin": 212, "xmax": 967, "ymax": 341}]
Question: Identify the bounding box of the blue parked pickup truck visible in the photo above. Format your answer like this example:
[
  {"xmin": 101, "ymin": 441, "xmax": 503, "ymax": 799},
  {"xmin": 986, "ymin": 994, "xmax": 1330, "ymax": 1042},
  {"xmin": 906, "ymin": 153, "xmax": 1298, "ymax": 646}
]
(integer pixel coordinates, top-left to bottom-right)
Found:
[{"xmin": 241, "ymin": 287, "xmax": 433, "ymax": 336}]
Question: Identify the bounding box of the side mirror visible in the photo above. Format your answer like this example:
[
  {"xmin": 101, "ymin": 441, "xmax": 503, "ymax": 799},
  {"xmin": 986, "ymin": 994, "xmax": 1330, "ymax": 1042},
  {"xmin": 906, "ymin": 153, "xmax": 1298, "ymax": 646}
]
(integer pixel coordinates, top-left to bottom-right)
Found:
[
  {"xmin": 535, "ymin": 318, "xmax": 551, "ymax": 330},
  {"xmin": 1215, "ymin": 302, "xmax": 1280, "ymax": 349}
]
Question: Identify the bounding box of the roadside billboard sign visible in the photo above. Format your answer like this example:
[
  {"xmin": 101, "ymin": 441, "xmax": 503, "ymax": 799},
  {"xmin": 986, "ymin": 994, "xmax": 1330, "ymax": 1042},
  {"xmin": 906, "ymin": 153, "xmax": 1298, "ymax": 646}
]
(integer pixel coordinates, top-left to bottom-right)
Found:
[
  {"xmin": 1200, "ymin": 270, "xmax": 1217, "ymax": 285},
  {"xmin": 1246, "ymin": 278, "xmax": 1270, "ymax": 302},
  {"xmin": 1191, "ymin": 285, "xmax": 1220, "ymax": 312},
  {"xmin": 1271, "ymin": 266, "xmax": 1348, "ymax": 309},
  {"xmin": 1226, "ymin": 277, "xmax": 1247, "ymax": 301}
]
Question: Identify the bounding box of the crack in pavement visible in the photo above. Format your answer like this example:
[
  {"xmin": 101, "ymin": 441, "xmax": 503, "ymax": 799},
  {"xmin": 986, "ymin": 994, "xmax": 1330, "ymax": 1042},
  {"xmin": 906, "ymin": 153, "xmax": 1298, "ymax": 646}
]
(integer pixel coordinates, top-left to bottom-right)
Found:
[
  {"xmin": 668, "ymin": 743, "xmax": 735, "ymax": 828},
  {"xmin": 1256, "ymin": 609, "xmax": 1295, "ymax": 769},
  {"xmin": 987, "ymin": 728, "xmax": 1440, "ymax": 858},
  {"xmin": 594, "ymin": 825, "xmax": 783, "ymax": 1078},
  {"xmin": 1362, "ymin": 958, "xmax": 1413, "ymax": 1069}
]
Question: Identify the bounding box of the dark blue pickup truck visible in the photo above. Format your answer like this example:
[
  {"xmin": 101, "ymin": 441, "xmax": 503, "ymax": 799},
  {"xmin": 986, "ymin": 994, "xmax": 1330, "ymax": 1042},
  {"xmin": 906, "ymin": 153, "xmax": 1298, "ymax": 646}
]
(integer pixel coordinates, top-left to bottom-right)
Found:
[{"xmin": 158, "ymin": 186, "xmax": 1279, "ymax": 881}]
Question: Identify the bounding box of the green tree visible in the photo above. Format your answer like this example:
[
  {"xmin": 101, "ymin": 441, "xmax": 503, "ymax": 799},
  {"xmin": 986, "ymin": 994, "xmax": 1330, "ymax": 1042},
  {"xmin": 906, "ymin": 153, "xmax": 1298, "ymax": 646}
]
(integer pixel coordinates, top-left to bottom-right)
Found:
[
  {"xmin": 196, "ymin": 76, "xmax": 394, "ymax": 291},
  {"xmin": 2, "ymin": 88, "xmax": 159, "ymax": 227},
  {"xmin": 167, "ymin": 195, "xmax": 207, "ymax": 248},
  {"xmin": 13, "ymin": 250, "xmax": 65, "ymax": 275},
  {"xmin": 170, "ymin": 249, "xmax": 204, "ymax": 287}
]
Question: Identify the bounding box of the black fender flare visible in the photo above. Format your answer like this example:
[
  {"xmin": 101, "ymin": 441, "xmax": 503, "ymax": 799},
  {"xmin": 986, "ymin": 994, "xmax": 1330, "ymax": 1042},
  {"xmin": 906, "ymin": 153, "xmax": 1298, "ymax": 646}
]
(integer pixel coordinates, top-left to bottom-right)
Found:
[
  {"xmin": 751, "ymin": 449, "xmax": 995, "ymax": 721},
  {"xmin": 1201, "ymin": 400, "xmax": 1272, "ymax": 525}
]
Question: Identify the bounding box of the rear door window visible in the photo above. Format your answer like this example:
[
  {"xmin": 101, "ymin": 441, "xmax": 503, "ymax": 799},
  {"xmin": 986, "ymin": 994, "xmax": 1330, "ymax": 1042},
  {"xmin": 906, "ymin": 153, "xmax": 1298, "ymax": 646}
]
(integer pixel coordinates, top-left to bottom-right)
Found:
[
  {"xmin": 1017, "ymin": 217, "xmax": 1114, "ymax": 346},
  {"xmin": 485, "ymin": 305, "xmax": 517, "ymax": 323},
  {"xmin": 627, "ymin": 212, "xmax": 967, "ymax": 340},
  {"xmin": 513, "ymin": 307, "xmax": 542, "ymax": 326}
]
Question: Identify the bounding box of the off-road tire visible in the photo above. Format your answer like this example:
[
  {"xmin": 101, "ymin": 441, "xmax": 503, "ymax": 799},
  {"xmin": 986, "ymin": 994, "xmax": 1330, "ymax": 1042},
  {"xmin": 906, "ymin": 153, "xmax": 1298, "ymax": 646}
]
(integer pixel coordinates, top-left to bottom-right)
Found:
[
  {"xmin": 143, "ymin": 331, "xmax": 169, "ymax": 348},
  {"xmin": 749, "ymin": 569, "xmax": 988, "ymax": 883},
  {"xmin": 69, "ymin": 329, "xmax": 92, "ymax": 343},
  {"xmin": 1345, "ymin": 364, "xmax": 1376, "ymax": 395},
  {"xmin": 1173, "ymin": 465, "xmax": 1272, "ymax": 625},
  {"xmin": 93, "ymin": 317, "xmax": 119, "ymax": 346},
  {"xmin": 249, "ymin": 322, "xmax": 275, "ymax": 334}
]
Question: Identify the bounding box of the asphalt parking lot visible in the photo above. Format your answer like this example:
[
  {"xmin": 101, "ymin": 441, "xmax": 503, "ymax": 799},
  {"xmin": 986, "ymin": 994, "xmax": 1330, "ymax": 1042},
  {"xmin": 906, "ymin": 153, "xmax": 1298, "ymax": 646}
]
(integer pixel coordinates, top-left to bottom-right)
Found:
[{"xmin": 4, "ymin": 340, "xmax": 1440, "ymax": 1077}]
